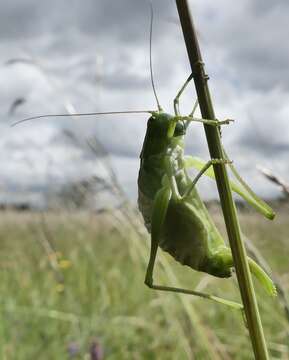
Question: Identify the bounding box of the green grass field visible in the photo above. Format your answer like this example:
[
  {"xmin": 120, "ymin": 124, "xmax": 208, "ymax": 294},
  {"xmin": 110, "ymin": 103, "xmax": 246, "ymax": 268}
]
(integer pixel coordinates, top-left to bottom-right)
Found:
[{"xmin": 0, "ymin": 207, "xmax": 288, "ymax": 359}]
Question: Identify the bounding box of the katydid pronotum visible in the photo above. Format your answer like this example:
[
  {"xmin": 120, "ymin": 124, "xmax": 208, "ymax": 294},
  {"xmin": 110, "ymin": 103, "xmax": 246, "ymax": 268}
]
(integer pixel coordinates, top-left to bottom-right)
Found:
[{"xmin": 13, "ymin": 4, "xmax": 277, "ymax": 311}]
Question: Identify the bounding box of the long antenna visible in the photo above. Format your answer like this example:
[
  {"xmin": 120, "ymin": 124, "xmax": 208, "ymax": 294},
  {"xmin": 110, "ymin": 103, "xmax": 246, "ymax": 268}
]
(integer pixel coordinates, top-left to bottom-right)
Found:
[
  {"xmin": 149, "ymin": 2, "xmax": 162, "ymax": 111},
  {"xmin": 11, "ymin": 110, "xmax": 153, "ymax": 127}
]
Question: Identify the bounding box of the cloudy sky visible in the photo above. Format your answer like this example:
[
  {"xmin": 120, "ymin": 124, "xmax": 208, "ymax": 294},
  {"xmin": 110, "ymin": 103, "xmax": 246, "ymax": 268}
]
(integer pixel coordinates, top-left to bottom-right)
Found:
[{"xmin": 0, "ymin": 0, "xmax": 288, "ymax": 206}]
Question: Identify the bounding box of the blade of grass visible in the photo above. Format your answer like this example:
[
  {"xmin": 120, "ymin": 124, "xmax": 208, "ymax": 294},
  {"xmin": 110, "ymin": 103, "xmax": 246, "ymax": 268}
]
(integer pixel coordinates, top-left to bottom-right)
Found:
[{"xmin": 175, "ymin": 0, "xmax": 270, "ymax": 358}]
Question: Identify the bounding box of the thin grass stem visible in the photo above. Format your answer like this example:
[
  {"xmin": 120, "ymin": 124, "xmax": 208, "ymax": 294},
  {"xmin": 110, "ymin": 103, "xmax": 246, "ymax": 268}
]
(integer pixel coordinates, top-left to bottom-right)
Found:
[{"xmin": 175, "ymin": 0, "xmax": 270, "ymax": 358}]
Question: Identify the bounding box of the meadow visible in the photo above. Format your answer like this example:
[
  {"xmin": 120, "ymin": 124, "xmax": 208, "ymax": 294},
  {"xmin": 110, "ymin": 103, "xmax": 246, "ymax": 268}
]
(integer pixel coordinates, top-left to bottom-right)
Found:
[{"xmin": 0, "ymin": 204, "xmax": 288, "ymax": 359}]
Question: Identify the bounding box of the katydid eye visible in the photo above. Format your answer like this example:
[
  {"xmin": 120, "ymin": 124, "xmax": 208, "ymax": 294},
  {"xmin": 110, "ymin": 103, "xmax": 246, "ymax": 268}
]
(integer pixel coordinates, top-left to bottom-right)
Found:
[{"xmin": 174, "ymin": 121, "xmax": 185, "ymax": 136}]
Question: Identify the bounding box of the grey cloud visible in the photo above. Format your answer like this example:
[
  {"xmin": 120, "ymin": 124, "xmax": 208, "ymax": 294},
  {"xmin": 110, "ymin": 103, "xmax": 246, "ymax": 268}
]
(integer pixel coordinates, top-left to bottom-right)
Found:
[
  {"xmin": 0, "ymin": 0, "xmax": 175, "ymax": 43},
  {"xmin": 1, "ymin": 0, "xmax": 289, "ymax": 203},
  {"xmin": 199, "ymin": 1, "xmax": 289, "ymax": 92},
  {"xmin": 0, "ymin": 1, "xmax": 41, "ymax": 38},
  {"xmin": 249, "ymin": 0, "xmax": 289, "ymax": 15},
  {"xmin": 237, "ymin": 130, "xmax": 289, "ymax": 157}
]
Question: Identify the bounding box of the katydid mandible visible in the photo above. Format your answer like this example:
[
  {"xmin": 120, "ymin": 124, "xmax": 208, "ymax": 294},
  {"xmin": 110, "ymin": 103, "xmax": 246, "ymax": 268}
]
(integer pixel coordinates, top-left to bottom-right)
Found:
[{"xmin": 13, "ymin": 5, "xmax": 277, "ymax": 311}]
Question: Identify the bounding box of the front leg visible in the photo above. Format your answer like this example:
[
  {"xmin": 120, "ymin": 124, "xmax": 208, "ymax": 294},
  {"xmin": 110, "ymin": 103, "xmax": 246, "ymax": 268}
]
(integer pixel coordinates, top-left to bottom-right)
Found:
[
  {"xmin": 173, "ymin": 73, "xmax": 194, "ymax": 116},
  {"xmin": 181, "ymin": 115, "xmax": 234, "ymax": 127}
]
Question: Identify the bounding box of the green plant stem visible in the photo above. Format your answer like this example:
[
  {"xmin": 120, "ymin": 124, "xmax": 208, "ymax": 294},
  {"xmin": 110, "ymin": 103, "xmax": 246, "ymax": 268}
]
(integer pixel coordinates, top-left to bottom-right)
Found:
[{"xmin": 175, "ymin": 0, "xmax": 269, "ymax": 358}]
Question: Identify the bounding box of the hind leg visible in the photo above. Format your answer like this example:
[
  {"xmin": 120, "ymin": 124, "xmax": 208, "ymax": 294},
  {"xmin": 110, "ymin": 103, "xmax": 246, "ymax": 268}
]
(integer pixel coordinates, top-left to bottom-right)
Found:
[
  {"xmin": 144, "ymin": 161, "xmax": 243, "ymax": 310},
  {"xmin": 212, "ymin": 248, "xmax": 277, "ymax": 297}
]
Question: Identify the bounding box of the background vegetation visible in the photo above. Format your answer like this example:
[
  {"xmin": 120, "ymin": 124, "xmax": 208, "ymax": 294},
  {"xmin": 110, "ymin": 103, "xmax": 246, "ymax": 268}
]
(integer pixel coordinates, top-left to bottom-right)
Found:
[{"xmin": 0, "ymin": 204, "xmax": 288, "ymax": 359}]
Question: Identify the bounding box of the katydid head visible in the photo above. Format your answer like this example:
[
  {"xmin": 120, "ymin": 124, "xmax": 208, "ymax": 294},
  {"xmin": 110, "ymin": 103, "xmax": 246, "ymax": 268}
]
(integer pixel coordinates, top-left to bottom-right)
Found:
[
  {"xmin": 149, "ymin": 112, "xmax": 186, "ymax": 138},
  {"xmin": 140, "ymin": 112, "xmax": 186, "ymax": 159}
]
